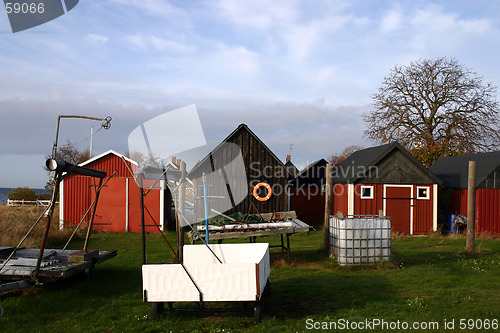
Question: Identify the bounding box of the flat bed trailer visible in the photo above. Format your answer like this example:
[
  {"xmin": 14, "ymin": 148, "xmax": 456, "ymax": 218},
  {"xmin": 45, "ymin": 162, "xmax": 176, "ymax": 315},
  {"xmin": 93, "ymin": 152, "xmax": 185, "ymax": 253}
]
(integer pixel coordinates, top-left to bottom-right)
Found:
[{"xmin": 0, "ymin": 247, "xmax": 117, "ymax": 283}]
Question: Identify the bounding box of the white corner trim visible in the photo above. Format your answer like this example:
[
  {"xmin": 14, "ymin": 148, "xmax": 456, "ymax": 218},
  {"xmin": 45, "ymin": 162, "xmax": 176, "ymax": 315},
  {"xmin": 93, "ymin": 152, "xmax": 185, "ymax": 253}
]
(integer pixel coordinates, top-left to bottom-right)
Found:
[
  {"xmin": 347, "ymin": 184, "xmax": 354, "ymax": 216},
  {"xmin": 59, "ymin": 179, "xmax": 64, "ymax": 230},
  {"xmin": 433, "ymin": 184, "xmax": 438, "ymax": 231}
]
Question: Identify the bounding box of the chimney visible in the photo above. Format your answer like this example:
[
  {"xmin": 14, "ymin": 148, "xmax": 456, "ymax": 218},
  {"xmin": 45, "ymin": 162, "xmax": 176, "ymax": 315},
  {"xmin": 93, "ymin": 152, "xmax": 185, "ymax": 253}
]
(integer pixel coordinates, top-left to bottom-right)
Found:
[
  {"xmin": 172, "ymin": 156, "xmax": 177, "ymax": 165},
  {"xmin": 286, "ymin": 155, "xmax": 291, "ymax": 163},
  {"xmin": 176, "ymin": 159, "xmax": 182, "ymax": 166}
]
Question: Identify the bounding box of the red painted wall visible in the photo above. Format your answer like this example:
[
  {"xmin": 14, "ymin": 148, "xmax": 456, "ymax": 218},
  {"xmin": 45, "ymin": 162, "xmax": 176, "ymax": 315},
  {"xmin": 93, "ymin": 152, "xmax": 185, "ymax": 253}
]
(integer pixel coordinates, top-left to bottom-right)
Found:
[
  {"xmin": 331, "ymin": 183, "xmax": 435, "ymax": 235},
  {"xmin": 353, "ymin": 184, "xmax": 383, "ymax": 216},
  {"xmin": 449, "ymin": 188, "xmax": 499, "ymax": 234},
  {"xmin": 62, "ymin": 153, "xmax": 162, "ymax": 233},
  {"xmin": 412, "ymin": 185, "xmax": 435, "ymax": 234},
  {"xmin": 289, "ymin": 187, "xmax": 324, "ymax": 226},
  {"xmin": 477, "ymin": 189, "xmax": 500, "ymax": 234},
  {"xmin": 332, "ymin": 184, "xmax": 348, "ymax": 215}
]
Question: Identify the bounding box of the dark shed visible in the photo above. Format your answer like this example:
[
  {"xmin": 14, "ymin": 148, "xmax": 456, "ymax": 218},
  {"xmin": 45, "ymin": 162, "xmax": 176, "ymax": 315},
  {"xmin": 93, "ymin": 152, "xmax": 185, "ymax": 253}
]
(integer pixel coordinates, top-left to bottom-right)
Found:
[{"xmin": 189, "ymin": 124, "xmax": 291, "ymax": 219}]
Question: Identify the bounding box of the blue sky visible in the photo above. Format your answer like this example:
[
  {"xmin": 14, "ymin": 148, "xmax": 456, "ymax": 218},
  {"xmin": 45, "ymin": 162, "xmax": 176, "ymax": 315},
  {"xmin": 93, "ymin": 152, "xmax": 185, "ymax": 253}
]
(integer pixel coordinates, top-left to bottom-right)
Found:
[{"xmin": 1, "ymin": 0, "xmax": 499, "ymax": 188}]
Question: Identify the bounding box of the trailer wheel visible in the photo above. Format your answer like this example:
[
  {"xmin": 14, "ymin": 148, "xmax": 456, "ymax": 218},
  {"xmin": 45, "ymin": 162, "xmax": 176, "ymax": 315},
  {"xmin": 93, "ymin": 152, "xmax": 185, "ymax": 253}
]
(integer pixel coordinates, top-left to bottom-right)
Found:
[
  {"xmin": 83, "ymin": 267, "xmax": 92, "ymax": 281},
  {"xmin": 253, "ymin": 302, "xmax": 262, "ymax": 322},
  {"xmin": 151, "ymin": 302, "xmax": 164, "ymax": 319}
]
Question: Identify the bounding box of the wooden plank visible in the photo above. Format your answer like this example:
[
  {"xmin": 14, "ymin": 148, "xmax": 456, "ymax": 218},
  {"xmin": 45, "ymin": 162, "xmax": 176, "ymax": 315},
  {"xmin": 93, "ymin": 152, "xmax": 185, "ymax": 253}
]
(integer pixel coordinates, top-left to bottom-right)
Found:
[
  {"xmin": 0, "ymin": 280, "xmax": 32, "ymax": 292},
  {"xmin": 196, "ymin": 225, "xmax": 310, "ymax": 241},
  {"xmin": 59, "ymin": 261, "xmax": 93, "ymax": 279},
  {"xmin": 260, "ymin": 211, "xmax": 297, "ymax": 221},
  {"xmin": 95, "ymin": 250, "xmax": 118, "ymax": 264},
  {"xmin": 68, "ymin": 250, "xmax": 100, "ymax": 263},
  {"xmin": 2, "ymin": 258, "xmax": 58, "ymax": 267},
  {"xmin": 0, "ymin": 246, "xmax": 15, "ymax": 259}
]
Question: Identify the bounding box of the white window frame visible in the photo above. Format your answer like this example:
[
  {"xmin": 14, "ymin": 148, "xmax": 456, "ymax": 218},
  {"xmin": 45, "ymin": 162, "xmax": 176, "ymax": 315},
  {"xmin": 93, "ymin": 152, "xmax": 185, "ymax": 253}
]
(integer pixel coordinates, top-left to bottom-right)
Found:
[
  {"xmin": 417, "ymin": 186, "xmax": 430, "ymax": 200},
  {"xmin": 360, "ymin": 185, "xmax": 374, "ymax": 199}
]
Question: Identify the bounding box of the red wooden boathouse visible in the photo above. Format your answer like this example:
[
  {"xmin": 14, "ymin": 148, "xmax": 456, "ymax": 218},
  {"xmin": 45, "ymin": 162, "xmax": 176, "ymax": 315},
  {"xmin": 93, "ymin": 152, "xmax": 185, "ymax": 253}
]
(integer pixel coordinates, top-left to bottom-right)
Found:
[
  {"xmin": 59, "ymin": 150, "xmax": 175, "ymax": 233},
  {"xmin": 332, "ymin": 142, "xmax": 441, "ymax": 235}
]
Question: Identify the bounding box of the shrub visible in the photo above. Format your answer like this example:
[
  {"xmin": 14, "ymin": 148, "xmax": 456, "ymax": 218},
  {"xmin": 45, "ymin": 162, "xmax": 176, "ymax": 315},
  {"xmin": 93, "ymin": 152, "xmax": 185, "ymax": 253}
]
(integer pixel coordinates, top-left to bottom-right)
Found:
[{"xmin": 8, "ymin": 187, "xmax": 38, "ymax": 201}]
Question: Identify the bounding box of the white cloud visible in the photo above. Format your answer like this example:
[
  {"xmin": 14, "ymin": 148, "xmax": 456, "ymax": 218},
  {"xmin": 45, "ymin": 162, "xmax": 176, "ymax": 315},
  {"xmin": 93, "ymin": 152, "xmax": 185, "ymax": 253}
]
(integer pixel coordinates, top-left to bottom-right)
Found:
[
  {"xmin": 411, "ymin": 5, "xmax": 491, "ymax": 34},
  {"xmin": 110, "ymin": 0, "xmax": 184, "ymax": 18},
  {"xmin": 86, "ymin": 33, "xmax": 109, "ymax": 44},
  {"xmin": 409, "ymin": 5, "xmax": 493, "ymax": 53},
  {"xmin": 126, "ymin": 34, "xmax": 196, "ymax": 54},
  {"xmin": 214, "ymin": 44, "xmax": 261, "ymax": 75},
  {"xmin": 212, "ymin": 0, "xmax": 299, "ymax": 29},
  {"xmin": 315, "ymin": 66, "xmax": 337, "ymax": 86},
  {"xmin": 380, "ymin": 7, "xmax": 402, "ymax": 33}
]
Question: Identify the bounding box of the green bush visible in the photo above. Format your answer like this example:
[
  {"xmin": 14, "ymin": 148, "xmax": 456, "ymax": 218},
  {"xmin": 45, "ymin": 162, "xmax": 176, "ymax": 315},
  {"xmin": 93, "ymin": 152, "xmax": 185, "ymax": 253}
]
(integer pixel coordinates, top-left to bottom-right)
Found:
[{"xmin": 8, "ymin": 187, "xmax": 38, "ymax": 201}]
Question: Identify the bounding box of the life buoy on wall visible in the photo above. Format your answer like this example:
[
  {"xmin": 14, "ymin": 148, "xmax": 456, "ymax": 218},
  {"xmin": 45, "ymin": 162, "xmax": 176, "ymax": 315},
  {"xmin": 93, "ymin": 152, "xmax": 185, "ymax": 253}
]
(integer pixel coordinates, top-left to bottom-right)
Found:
[{"xmin": 253, "ymin": 182, "xmax": 272, "ymax": 202}]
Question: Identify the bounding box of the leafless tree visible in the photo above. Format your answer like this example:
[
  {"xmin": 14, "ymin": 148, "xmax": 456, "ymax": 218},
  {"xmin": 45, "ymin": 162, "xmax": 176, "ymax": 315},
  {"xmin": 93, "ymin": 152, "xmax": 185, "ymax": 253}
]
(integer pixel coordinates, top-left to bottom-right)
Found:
[
  {"xmin": 364, "ymin": 57, "xmax": 500, "ymax": 166},
  {"xmin": 44, "ymin": 140, "xmax": 91, "ymax": 191}
]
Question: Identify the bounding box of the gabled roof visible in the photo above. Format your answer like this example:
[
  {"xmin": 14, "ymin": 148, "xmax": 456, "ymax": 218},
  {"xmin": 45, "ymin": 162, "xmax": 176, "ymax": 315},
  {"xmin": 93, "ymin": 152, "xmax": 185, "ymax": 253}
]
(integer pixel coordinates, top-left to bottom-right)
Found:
[
  {"xmin": 297, "ymin": 158, "xmax": 328, "ymax": 178},
  {"xmin": 334, "ymin": 142, "xmax": 441, "ymax": 184},
  {"xmin": 190, "ymin": 124, "xmax": 290, "ymax": 176},
  {"xmin": 289, "ymin": 158, "xmax": 328, "ymax": 187},
  {"xmin": 285, "ymin": 160, "xmax": 299, "ymax": 178},
  {"xmin": 79, "ymin": 150, "xmax": 138, "ymax": 167},
  {"xmin": 429, "ymin": 150, "xmax": 500, "ymax": 188}
]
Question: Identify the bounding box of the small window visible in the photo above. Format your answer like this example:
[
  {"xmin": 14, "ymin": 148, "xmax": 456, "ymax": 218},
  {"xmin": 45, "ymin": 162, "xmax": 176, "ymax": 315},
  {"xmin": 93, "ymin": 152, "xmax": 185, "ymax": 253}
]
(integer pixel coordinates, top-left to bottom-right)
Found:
[
  {"xmin": 360, "ymin": 186, "xmax": 374, "ymax": 199},
  {"xmin": 417, "ymin": 186, "xmax": 430, "ymax": 199}
]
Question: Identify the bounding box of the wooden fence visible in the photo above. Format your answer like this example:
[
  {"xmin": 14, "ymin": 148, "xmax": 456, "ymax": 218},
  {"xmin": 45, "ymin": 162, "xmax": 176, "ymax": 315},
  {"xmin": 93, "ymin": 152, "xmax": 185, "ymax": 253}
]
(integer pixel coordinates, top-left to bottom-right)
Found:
[{"xmin": 6, "ymin": 199, "xmax": 53, "ymax": 207}]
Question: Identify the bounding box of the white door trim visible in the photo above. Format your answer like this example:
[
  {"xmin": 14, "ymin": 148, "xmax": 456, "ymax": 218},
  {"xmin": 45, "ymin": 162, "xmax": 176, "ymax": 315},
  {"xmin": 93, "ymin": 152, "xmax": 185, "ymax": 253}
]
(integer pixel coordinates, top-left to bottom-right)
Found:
[
  {"xmin": 125, "ymin": 178, "xmax": 129, "ymax": 232},
  {"xmin": 160, "ymin": 181, "xmax": 165, "ymax": 231}
]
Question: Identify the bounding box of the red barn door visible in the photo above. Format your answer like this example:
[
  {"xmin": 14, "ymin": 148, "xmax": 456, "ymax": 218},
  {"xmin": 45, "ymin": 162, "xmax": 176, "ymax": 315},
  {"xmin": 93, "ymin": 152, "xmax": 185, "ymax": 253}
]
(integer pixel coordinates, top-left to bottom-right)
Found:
[
  {"xmin": 384, "ymin": 185, "xmax": 412, "ymax": 234},
  {"xmin": 90, "ymin": 178, "xmax": 127, "ymax": 232}
]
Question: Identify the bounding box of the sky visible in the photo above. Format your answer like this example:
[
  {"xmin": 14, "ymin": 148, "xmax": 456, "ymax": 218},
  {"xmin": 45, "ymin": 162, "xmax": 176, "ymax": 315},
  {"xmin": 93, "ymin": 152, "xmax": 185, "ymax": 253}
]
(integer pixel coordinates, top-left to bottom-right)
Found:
[{"xmin": 0, "ymin": 0, "xmax": 499, "ymax": 188}]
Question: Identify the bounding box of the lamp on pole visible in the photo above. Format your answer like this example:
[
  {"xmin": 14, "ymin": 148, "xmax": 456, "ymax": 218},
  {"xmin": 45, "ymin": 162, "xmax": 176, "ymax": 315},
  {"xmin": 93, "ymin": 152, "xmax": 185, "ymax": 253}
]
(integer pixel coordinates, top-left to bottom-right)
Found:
[{"xmin": 51, "ymin": 115, "xmax": 112, "ymax": 159}]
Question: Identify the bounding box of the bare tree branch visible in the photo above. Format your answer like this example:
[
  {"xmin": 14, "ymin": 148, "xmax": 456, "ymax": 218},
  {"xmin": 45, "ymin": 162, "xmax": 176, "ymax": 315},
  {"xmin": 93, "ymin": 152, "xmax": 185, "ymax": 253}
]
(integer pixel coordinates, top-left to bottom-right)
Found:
[{"xmin": 364, "ymin": 57, "xmax": 500, "ymax": 166}]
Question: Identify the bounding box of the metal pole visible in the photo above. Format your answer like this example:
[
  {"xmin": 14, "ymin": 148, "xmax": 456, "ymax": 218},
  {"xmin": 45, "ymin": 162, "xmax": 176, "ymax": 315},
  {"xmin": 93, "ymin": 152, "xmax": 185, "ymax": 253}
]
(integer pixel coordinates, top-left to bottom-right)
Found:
[
  {"xmin": 83, "ymin": 177, "xmax": 104, "ymax": 252},
  {"xmin": 323, "ymin": 164, "xmax": 333, "ymax": 253},
  {"xmin": 89, "ymin": 126, "xmax": 93, "ymax": 158},
  {"xmin": 51, "ymin": 115, "xmax": 111, "ymax": 159},
  {"xmin": 466, "ymin": 161, "xmax": 476, "ymax": 253},
  {"xmin": 177, "ymin": 161, "xmax": 186, "ymax": 262},
  {"xmin": 52, "ymin": 115, "xmax": 62, "ymax": 159},
  {"xmin": 140, "ymin": 174, "xmax": 147, "ymax": 265},
  {"xmin": 34, "ymin": 172, "xmax": 62, "ymax": 278},
  {"xmin": 202, "ymin": 173, "xmax": 209, "ymax": 244}
]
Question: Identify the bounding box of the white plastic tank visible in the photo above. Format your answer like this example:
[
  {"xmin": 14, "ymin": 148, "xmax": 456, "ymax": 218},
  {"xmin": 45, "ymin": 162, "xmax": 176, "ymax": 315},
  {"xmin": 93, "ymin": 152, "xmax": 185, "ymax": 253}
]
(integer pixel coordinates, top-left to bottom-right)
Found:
[{"xmin": 329, "ymin": 215, "xmax": 391, "ymax": 265}]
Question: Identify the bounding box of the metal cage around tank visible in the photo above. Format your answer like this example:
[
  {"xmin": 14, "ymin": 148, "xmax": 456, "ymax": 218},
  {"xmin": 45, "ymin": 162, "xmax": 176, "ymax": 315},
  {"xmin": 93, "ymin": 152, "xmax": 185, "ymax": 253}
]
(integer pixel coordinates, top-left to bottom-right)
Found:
[{"xmin": 329, "ymin": 215, "xmax": 391, "ymax": 265}]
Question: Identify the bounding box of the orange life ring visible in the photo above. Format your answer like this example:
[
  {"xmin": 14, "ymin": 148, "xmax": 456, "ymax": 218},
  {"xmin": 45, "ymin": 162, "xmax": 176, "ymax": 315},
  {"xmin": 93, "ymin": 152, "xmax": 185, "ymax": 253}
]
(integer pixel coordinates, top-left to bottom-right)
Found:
[{"xmin": 253, "ymin": 182, "xmax": 272, "ymax": 202}]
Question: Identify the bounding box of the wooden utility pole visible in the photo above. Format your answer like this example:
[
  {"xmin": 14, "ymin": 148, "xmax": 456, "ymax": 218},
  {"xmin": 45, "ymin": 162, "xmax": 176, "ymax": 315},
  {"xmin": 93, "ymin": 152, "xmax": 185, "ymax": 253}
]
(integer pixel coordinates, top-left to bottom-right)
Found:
[
  {"xmin": 323, "ymin": 164, "xmax": 334, "ymax": 252},
  {"xmin": 466, "ymin": 161, "xmax": 476, "ymax": 253}
]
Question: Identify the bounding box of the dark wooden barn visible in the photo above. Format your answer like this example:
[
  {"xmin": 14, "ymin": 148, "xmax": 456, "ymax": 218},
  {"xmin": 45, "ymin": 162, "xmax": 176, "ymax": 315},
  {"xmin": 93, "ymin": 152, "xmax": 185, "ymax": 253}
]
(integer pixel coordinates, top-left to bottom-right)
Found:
[
  {"xmin": 188, "ymin": 124, "xmax": 291, "ymax": 221},
  {"xmin": 289, "ymin": 158, "xmax": 328, "ymax": 227},
  {"xmin": 332, "ymin": 142, "xmax": 441, "ymax": 235},
  {"xmin": 430, "ymin": 151, "xmax": 500, "ymax": 234},
  {"xmin": 284, "ymin": 155, "xmax": 299, "ymax": 178}
]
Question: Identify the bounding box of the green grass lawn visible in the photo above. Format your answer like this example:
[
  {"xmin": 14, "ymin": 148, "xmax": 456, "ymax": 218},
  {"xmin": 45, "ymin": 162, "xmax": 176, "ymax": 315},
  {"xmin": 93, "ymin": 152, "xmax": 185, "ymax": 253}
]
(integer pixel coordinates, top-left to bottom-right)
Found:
[{"xmin": 1, "ymin": 231, "xmax": 499, "ymax": 332}]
